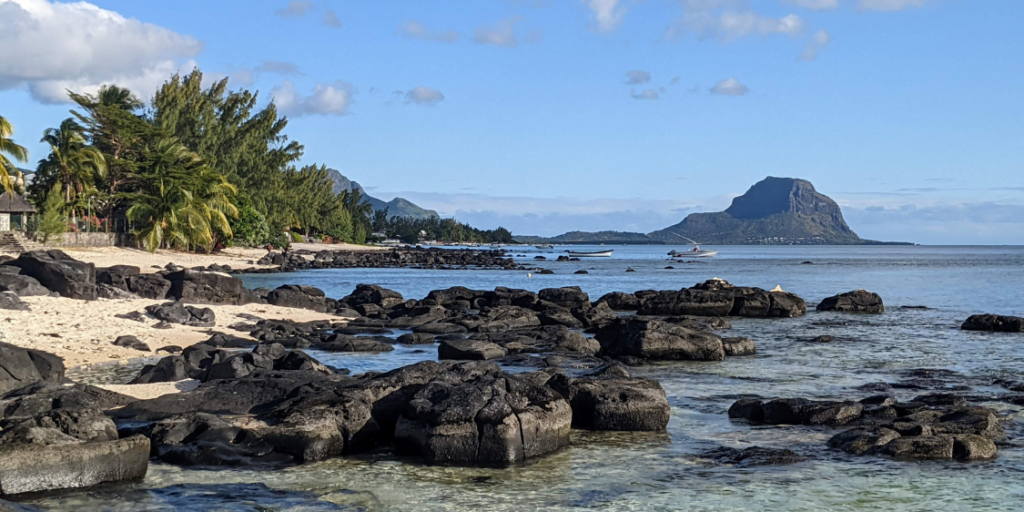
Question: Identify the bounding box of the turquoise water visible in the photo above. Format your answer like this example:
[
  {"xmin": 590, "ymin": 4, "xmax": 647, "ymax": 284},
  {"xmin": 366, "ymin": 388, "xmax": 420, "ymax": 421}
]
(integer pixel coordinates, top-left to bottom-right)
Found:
[{"xmin": 32, "ymin": 246, "xmax": 1024, "ymax": 511}]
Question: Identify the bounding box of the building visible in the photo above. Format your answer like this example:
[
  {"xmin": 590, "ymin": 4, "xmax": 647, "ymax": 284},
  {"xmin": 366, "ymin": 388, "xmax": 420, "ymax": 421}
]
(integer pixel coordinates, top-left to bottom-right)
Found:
[{"xmin": 0, "ymin": 192, "xmax": 36, "ymax": 231}]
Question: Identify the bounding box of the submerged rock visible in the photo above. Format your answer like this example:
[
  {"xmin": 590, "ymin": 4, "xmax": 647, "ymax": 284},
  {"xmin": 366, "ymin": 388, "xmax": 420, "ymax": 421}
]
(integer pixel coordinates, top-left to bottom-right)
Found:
[
  {"xmin": 961, "ymin": 314, "xmax": 1024, "ymax": 333},
  {"xmin": 698, "ymin": 446, "xmax": 806, "ymax": 467}
]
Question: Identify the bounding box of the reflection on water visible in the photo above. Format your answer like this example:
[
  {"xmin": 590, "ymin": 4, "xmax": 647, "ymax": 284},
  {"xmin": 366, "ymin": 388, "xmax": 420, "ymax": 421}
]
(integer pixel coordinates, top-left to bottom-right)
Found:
[{"xmin": 36, "ymin": 246, "xmax": 1024, "ymax": 511}]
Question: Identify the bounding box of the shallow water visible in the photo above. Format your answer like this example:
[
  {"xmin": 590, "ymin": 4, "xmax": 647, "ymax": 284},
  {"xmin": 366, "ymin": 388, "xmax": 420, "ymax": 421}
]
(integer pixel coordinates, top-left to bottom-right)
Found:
[{"xmin": 33, "ymin": 245, "xmax": 1024, "ymax": 511}]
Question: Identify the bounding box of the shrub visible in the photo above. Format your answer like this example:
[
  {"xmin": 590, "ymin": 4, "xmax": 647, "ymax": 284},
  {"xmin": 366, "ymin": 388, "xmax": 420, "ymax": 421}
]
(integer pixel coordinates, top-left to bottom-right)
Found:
[
  {"xmin": 230, "ymin": 205, "xmax": 271, "ymax": 247},
  {"xmin": 290, "ymin": 231, "xmax": 304, "ymax": 243},
  {"xmin": 37, "ymin": 184, "xmax": 67, "ymax": 243}
]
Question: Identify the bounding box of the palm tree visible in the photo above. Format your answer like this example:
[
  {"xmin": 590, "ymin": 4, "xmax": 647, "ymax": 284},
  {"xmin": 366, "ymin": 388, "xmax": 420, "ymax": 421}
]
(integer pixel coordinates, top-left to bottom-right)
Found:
[
  {"xmin": 37, "ymin": 119, "xmax": 106, "ymax": 215},
  {"xmin": 0, "ymin": 115, "xmax": 29, "ymax": 194},
  {"xmin": 128, "ymin": 138, "xmax": 236, "ymax": 252}
]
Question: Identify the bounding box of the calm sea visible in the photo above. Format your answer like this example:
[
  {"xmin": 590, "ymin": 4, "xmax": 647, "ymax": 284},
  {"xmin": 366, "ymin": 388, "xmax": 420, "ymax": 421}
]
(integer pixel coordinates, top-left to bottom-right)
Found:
[{"xmin": 44, "ymin": 245, "xmax": 1024, "ymax": 511}]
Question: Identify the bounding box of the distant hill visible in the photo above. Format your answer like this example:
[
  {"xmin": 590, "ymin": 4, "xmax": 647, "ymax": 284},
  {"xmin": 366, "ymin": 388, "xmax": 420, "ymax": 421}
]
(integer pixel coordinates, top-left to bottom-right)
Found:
[
  {"xmin": 517, "ymin": 177, "xmax": 907, "ymax": 245},
  {"xmin": 325, "ymin": 168, "xmax": 439, "ymax": 220}
]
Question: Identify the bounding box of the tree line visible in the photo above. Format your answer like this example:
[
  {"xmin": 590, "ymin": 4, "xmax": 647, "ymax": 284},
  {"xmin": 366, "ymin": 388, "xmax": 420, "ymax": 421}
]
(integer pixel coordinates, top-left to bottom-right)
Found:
[
  {"xmin": 370, "ymin": 210, "xmax": 513, "ymax": 244},
  {"xmin": 0, "ymin": 69, "xmax": 512, "ymax": 251}
]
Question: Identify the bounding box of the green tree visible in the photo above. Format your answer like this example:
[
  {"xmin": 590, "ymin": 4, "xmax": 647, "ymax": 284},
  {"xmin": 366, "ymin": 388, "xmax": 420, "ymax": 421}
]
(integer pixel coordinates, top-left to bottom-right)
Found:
[
  {"xmin": 36, "ymin": 119, "xmax": 107, "ymax": 217},
  {"xmin": 0, "ymin": 115, "xmax": 29, "ymax": 194},
  {"xmin": 37, "ymin": 184, "xmax": 68, "ymax": 243},
  {"xmin": 127, "ymin": 139, "xmax": 235, "ymax": 252}
]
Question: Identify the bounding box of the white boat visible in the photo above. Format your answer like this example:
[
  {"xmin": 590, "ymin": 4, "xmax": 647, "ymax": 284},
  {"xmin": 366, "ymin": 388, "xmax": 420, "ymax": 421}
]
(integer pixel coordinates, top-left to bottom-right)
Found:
[
  {"xmin": 671, "ymin": 249, "xmax": 718, "ymax": 258},
  {"xmin": 535, "ymin": 244, "xmax": 553, "ymax": 249},
  {"xmin": 566, "ymin": 250, "xmax": 613, "ymax": 257}
]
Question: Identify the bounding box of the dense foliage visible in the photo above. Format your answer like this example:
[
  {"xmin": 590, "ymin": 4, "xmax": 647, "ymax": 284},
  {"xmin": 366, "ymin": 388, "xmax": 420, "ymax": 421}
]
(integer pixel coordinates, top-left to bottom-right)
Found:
[{"xmin": 9, "ymin": 67, "xmax": 510, "ymax": 251}]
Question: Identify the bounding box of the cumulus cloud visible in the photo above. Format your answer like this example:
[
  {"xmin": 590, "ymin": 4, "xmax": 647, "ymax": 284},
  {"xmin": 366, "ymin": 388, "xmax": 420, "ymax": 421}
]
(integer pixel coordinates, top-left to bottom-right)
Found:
[
  {"xmin": 275, "ymin": 0, "xmax": 313, "ymax": 17},
  {"xmin": 323, "ymin": 9, "xmax": 341, "ymax": 28},
  {"xmin": 782, "ymin": 0, "xmax": 840, "ymax": 9},
  {"xmin": 582, "ymin": 0, "xmax": 627, "ymax": 33},
  {"xmin": 0, "ymin": 0, "xmax": 203, "ymax": 104},
  {"xmin": 271, "ymin": 80, "xmax": 353, "ymax": 116},
  {"xmin": 709, "ymin": 77, "xmax": 748, "ymax": 96},
  {"xmin": 474, "ymin": 17, "xmax": 542, "ymax": 47},
  {"xmin": 397, "ymin": 21, "xmax": 460, "ymax": 43},
  {"xmin": 630, "ymin": 89, "xmax": 660, "ymax": 100},
  {"xmin": 405, "ymin": 86, "xmax": 445, "ymax": 105},
  {"xmin": 857, "ymin": 0, "xmax": 933, "ymax": 11},
  {"xmin": 624, "ymin": 70, "xmax": 651, "ymax": 85},
  {"xmin": 664, "ymin": 1, "xmax": 804, "ymax": 42},
  {"xmin": 798, "ymin": 30, "xmax": 832, "ymax": 61}
]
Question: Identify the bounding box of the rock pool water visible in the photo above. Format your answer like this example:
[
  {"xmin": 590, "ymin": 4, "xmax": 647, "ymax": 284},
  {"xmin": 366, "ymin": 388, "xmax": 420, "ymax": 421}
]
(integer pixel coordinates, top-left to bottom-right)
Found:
[{"xmin": 40, "ymin": 246, "xmax": 1024, "ymax": 511}]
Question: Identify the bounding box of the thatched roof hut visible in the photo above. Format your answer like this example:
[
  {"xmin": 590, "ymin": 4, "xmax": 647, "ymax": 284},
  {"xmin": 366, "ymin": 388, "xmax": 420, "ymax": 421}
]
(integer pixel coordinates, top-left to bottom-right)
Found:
[{"xmin": 0, "ymin": 192, "xmax": 36, "ymax": 214}]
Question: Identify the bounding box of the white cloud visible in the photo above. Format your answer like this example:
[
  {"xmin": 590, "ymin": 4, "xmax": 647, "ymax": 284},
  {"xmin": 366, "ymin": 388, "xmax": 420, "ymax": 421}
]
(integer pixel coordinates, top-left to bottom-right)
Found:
[
  {"xmin": 275, "ymin": 0, "xmax": 313, "ymax": 17},
  {"xmin": 583, "ymin": 0, "xmax": 627, "ymax": 33},
  {"xmin": 665, "ymin": 1, "xmax": 804, "ymax": 42},
  {"xmin": 271, "ymin": 80, "xmax": 353, "ymax": 116},
  {"xmin": 474, "ymin": 17, "xmax": 542, "ymax": 47},
  {"xmin": 782, "ymin": 0, "xmax": 840, "ymax": 10},
  {"xmin": 857, "ymin": 0, "xmax": 933, "ymax": 11},
  {"xmin": 323, "ymin": 9, "xmax": 341, "ymax": 28},
  {"xmin": 709, "ymin": 77, "xmax": 748, "ymax": 96},
  {"xmin": 0, "ymin": 0, "xmax": 203, "ymax": 104},
  {"xmin": 798, "ymin": 29, "xmax": 832, "ymax": 61},
  {"xmin": 405, "ymin": 86, "xmax": 445, "ymax": 105},
  {"xmin": 630, "ymin": 89, "xmax": 660, "ymax": 100},
  {"xmin": 624, "ymin": 70, "xmax": 651, "ymax": 85},
  {"xmin": 257, "ymin": 60, "xmax": 301, "ymax": 75},
  {"xmin": 397, "ymin": 21, "xmax": 460, "ymax": 43}
]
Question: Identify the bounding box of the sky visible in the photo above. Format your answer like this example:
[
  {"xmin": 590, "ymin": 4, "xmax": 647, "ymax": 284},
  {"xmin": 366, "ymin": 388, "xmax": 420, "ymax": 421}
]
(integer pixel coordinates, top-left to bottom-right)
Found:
[{"xmin": 1, "ymin": 0, "xmax": 1022, "ymax": 244}]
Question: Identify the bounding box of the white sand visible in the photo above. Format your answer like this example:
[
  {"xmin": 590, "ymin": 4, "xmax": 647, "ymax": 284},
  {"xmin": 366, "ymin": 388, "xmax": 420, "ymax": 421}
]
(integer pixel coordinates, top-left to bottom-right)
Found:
[
  {"xmin": 98, "ymin": 379, "xmax": 201, "ymax": 400},
  {"xmin": 0, "ymin": 295, "xmax": 341, "ymax": 368}
]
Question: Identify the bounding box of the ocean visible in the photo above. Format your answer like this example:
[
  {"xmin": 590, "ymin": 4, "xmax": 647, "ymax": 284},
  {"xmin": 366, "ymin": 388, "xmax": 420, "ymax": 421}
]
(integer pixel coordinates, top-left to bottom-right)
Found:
[{"xmin": 44, "ymin": 245, "xmax": 1024, "ymax": 511}]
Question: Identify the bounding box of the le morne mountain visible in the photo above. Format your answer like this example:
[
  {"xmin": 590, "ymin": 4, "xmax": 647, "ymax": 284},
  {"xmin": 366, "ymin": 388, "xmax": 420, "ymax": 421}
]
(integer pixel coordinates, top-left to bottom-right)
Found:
[
  {"xmin": 326, "ymin": 169, "xmax": 439, "ymax": 220},
  {"xmin": 517, "ymin": 177, "xmax": 902, "ymax": 245}
]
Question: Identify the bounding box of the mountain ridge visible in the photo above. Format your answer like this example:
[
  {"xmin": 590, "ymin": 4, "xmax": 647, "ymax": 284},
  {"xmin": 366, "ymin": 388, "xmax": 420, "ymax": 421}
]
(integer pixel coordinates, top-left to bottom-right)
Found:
[
  {"xmin": 515, "ymin": 177, "xmax": 910, "ymax": 245},
  {"xmin": 325, "ymin": 168, "xmax": 439, "ymax": 220}
]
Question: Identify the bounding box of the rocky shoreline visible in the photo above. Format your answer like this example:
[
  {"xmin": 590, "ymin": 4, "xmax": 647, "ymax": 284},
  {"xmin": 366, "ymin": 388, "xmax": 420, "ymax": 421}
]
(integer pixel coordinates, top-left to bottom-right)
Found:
[{"xmin": 0, "ymin": 249, "xmax": 1022, "ymax": 504}]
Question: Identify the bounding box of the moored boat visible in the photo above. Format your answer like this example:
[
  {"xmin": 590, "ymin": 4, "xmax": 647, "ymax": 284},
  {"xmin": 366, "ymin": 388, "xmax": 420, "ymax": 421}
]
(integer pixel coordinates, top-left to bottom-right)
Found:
[{"xmin": 566, "ymin": 250, "xmax": 613, "ymax": 257}]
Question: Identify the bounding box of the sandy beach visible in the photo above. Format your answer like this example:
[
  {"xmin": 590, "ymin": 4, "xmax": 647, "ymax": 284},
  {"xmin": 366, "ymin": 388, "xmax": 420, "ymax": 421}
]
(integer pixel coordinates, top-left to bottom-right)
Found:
[
  {"xmin": 0, "ymin": 294, "xmax": 341, "ymax": 369},
  {"xmin": 15, "ymin": 242, "xmax": 385, "ymax": 274}
]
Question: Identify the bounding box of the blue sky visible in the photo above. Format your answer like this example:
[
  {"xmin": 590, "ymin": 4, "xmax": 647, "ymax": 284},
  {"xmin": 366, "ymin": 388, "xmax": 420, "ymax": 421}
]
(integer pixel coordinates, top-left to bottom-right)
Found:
[{"xmin": 1, "ymin": 0, "xmax": 1022, "ymax": 244}]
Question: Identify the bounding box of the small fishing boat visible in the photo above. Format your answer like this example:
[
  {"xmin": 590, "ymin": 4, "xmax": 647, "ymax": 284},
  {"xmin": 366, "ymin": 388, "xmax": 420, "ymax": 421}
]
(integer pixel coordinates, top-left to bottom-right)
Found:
[
  {"xmin": 566, "ymin": 250, "xmax": 613, "ymax": 257},
  {"xmin": 535, "ymin": 244, "xmax": 554, "ymax": 249},
  {"xmin": 671, "ymin": 249, "xmax": 718, "ymax": 258}
]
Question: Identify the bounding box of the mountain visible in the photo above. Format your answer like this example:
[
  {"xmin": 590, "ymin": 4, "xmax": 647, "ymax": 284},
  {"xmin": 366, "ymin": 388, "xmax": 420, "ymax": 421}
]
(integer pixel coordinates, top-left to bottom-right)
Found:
[
  {"xmin": 516, "ymin": 177, "xmax": 904, "ymax": 245},
  {"xmin": 325, "ymin": 168, "xmax": 439, "ymax": 220},
  {"xmin": 648, "ymin": 177, "xmax": 863, "ymax": 244}
]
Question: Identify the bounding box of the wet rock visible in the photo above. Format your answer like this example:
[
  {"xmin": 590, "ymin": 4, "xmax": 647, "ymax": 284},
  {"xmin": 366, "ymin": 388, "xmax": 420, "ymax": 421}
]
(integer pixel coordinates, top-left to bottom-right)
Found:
[
  {"xmin": 460, "ymin": 306, "xmax": 541, "ymax": 333},
  {"xmin": 438, "ymin": 339, "xmax": 507, "ymax": 361},
  {"xmin": 139, "ymin": 412, "xmax": 290, "ymax": 466},
  {"xmin": 722, "ymin": 337, "xmax": 756, "ymax": 356},
  {"xmin": 578, "ymin": 302, "xmax": 617, "ymax": 329},
  {"xmin": 394, "ymin": 373, "xmax": 571, "ymax": 465},
  {"xmin": 816, "ymin": 289, "xmax": 884, "ymax": 314},
  {"xmin": 809, "ymin": 335, "xmax": 834, "ymax": 343},
  {"xmin": 538, "ymin": 287, "xmax": 590, "ymax": 310},
  {"xmin": 828, "ymin": 427, "xmax": 901, "ymax": 455},
  {"xmin": 961, "ymin": 314, "xmax": 1024, "ymax": 333},
  {"xmin": 547, "ymin": 365, "xmax": 670, "ymax": 431},
  {"xmin": 698, "ymin": 446, "xmax": 806, "ymax": 467},
  {"xmin": 760, "ymin": 398, "xmax": 864, "ymax": 425},
  {"xmin": 112, "ymin": 335, "xmax": 150, "ymax": 352},
  {"xmin": 8, "ymin": 250, "xmax": 97, "ymax": 300},
  {"xmin": 595, "ymin": 317, "xmax": 725, "ymax": 361},
  {"xmin": 342, "ymin": 284, "xmax": 405, "ymax": 309},
  {"xmin": 596, "ymin": 292, "xmax": 640, "ymax": 311},
  {"xmin": 396, "ymin": 333, "xmax": 436, "ymax": 344},
  {"xmin": 145, "ymin": 302, "xmax": 215, "ymax": 327},
  {"xmin": 538, "ymin": 308, "xmax": 584, "ymax": 329},
  {"xmin": 728, "ymin": 399, "xmax": 765, "ymax": 423},
  {"xmin": 878, "ymin": 435, "xmax": 954, "ymax": 460},
  {"xmin": 952, "ymin": 434, "xmax": 998, "ymax": 460},
  {"xmin": 638, "ymin": 289, "xmax": 734, "ymax": 317},
  {"xmin": 0, "ymin": 435, "xmax": 149, "ymax": 495},
  {"xmin": 312, "ymin": 337, "xmax": 394, "ymax": 353}
]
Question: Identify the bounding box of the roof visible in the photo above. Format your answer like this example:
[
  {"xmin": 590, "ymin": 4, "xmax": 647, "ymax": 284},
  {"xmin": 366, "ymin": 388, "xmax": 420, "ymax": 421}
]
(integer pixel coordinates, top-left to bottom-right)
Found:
[{"xmin": 0, "ymin": 192, "xmax": 37, "ymax": 214}]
